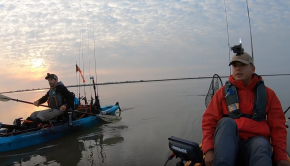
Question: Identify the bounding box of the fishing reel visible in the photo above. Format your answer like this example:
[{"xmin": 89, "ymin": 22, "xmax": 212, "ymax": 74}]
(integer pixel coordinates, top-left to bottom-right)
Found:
[
  {"xmin": 164, "ymin": 136, "xmax": 204, "ymax": 166},
  {"xmin": 230, "ymin": 38, "xmax": 244, "ymax": 55}
]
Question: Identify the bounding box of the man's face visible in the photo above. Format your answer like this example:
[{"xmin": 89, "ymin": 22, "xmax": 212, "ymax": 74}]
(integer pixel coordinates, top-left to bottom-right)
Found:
[
  {"xmin": 47, "ymin": 78, "xmax": 57, "ymax": 87},
  {"xmin": 232, "ymin": 61, "xmax": 255, "ymax": 84}
]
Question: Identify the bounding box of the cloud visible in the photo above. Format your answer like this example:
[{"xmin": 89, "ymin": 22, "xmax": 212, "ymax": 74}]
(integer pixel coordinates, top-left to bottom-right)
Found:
[{"xmin": 0, "ymin": 0, "xmax": 289, "ymax": 92}]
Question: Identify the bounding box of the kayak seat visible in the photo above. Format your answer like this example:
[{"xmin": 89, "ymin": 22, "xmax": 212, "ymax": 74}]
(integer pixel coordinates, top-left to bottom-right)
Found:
[{"xmin": 49, "ymin": 112, "xmax": 69, "ymax": 125}]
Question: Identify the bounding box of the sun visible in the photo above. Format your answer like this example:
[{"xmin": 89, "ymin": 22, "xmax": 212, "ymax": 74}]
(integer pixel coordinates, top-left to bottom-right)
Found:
[
  {"xmin": 31, "ymin": 58, "xmax": 44, "ymax": 68},
  {"xmin": 23, "ymin": 57, "xmax": 49, "ymax": 79}
]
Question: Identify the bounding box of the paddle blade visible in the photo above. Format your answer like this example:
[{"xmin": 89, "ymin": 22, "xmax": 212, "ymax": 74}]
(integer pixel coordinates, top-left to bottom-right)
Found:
[
  {"xmin": 0, "ymin": 94, "xmax": 11, "ymax": 102},
  {"xmin": 205, "ymin": 74, "xmax": 223, "ymax": 108}
]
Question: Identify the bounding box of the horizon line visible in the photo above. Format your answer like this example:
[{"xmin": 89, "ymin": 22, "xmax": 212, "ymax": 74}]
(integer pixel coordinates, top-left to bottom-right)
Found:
[{"xmin": 1, "ymin": 73, "xmax": 290, "ymax": 94}]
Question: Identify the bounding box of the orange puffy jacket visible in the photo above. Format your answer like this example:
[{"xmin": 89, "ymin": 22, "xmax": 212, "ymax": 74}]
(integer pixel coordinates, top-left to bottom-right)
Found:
[{"xmin": 202, "ymin": 74, "xmax": 288, "ymax": 162}]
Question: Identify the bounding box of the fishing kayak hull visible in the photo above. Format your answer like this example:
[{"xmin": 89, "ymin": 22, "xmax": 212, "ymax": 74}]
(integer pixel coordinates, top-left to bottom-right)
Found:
[{"xmin": 0, "ymin": 104, "xmax": 119, "ymax": 153}]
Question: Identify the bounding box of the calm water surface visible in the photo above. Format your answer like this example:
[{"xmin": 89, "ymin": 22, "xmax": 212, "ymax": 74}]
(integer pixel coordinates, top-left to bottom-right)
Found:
[{"xmin": 0, "ymin": 77, "xmax": 290, "ymax": 166}]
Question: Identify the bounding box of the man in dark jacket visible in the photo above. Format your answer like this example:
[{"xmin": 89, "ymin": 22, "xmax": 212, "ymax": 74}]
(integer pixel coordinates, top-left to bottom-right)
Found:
[{"xmin": 28, "ymin": 73, "xmax": 74, "ymax": 128}]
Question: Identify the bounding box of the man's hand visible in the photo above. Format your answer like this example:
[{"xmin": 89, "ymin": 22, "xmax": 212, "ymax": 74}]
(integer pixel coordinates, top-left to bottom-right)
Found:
[
  {"xmin": 277, "ymin": 160, "xmax": 290, "ymax": 166},
  {"xmin": 60, "ymin": 105, "xmax": 66, "ymax": 111},
  {"xmin": 204, "ymin": 149, "xmax": 214, "ymax": 166},
  {"xmin": 34, "ymin": 101, "xmax": 39, "ymax": 106}
]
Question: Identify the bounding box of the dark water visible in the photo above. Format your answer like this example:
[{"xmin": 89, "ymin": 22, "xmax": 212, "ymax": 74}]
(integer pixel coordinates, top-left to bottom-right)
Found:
[{"xmin": 0, "ymin": 77, "xmax": 290, "ymax": 166}]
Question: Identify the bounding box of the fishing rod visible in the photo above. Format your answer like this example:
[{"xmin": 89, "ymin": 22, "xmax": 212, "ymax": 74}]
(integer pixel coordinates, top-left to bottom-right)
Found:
[
  {"xmin": 78, "ymin": 28, "xmax": 82, "ymax": 102},
  {"xmin": 76, "ymin": 61, "xmax": 79, "ymax": 101},
  {"xmin": 245, "ymin": 0, "xmax": 254, "ymax": 61},
  {"xmin": 223, "ymin": 0, "xmax": 254, "ymax": 73},
  {"xmin": 74, "ymin": 22, "xmax": 102, "ymax": 113},
  {"xmin": 82, "ymin": 28, "xmax": 88, "ymax": 105},
  {"xmin": 93, "ymin": 20, "xmax": 99, "ymax": 96},
  {"xmin": 223, "ymin": 0, "xmax": 231, "ymax": 75},
  {"xmin": 2, "ymin": 74, "xmax": 290, "ymax": 95},
  {"xmin": 90, "ymin": 20, "xmax": 103, "ymax": 113},
  {"xmin": 87, "ymin": 24, "xmax": 94, "ymax": 105},
  {"xmin": 76, "ymin": 26, "xmax": 89, "ymax": 105}
]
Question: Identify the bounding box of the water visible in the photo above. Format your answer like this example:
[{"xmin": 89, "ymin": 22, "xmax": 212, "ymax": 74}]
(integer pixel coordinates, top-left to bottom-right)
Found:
[{"xmin": 0, "ymin": 77, "xmax": 290, "ymax": 166}]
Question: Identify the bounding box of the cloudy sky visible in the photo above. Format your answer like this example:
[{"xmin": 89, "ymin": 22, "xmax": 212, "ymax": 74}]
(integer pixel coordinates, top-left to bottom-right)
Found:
[{"xmin": 0, "ymin": 0, "xmax": 289, "ymax": 92}]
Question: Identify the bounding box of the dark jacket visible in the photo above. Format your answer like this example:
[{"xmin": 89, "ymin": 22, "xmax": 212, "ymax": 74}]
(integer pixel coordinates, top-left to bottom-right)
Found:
[{"xmin": 38, "ymin": 81, "xmax": 74, "ymax": 109}]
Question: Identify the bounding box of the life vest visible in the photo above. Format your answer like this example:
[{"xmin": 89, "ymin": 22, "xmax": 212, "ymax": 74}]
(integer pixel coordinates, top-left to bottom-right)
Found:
[
  {"xmin": 48, "ymin": 88, "xmax": 63, "ymax": 109},
  {"xmin": 47, "ymin": 82, "xmax": 65, "ymax": 109},
  {"xmin": 224, "ymin": 79, "xmax": 267, "ymax": 122}
]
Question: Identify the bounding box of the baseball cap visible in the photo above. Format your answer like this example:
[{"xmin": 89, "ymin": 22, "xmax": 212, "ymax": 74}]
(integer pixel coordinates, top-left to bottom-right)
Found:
[
  {"xmin": 45, "ymin": 73, "xmax": 58, "ymax": 80},
  {"xmin": 229, "ymin": 52, "xmax": 254, "ymax": 66}
]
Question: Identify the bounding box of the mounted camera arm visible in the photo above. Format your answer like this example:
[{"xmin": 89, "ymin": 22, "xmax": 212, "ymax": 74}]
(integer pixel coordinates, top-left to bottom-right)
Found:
[
  {"xmin": 230, "ymin": 38, "xmax": 244, "ymax": 55},
  {"xmin": 231, "ymin": 43, "xmax": 244, "ymax": 55}
]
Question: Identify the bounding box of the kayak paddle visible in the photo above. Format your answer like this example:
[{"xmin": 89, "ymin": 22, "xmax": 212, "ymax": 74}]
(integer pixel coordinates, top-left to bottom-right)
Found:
[{"xmin": 0, "ymin": 94, "xmax": 49, "ymax": 107}]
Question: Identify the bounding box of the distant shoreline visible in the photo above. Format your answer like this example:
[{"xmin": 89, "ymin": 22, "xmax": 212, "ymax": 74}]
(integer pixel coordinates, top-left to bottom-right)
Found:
[{"xmin": 1, "ymin": 74, "xmax": 290, "ymax": 94}]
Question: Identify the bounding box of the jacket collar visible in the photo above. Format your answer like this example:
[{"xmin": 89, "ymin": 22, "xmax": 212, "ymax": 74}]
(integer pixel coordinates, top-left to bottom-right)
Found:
[
  {"xmin": 50, "ymin": 81, "xmax": 64, "ymax": 89},
  {"xmin": 229, "ymin": 73, "xmax": 262, "ymax": 90}
]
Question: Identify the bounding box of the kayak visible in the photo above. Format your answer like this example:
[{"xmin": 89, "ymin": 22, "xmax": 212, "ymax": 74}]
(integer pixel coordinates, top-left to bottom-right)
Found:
[
  {"xmin": 168, "ymin": 136, "xmax": 290, "ymax": 166},
  {"xmin": 0, "ymin": 103, "xmax": 120, "ymax": 153}
]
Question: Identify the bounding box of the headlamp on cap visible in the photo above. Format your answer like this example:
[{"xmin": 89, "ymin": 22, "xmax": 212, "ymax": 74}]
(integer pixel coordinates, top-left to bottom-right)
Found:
[
  {"xmin": 45, "ymin": 73, "xmax": 58, "ymax": 80},
  {"xmin": 230, "ymin": 38, "xmax": 244, "ymax": 56}
]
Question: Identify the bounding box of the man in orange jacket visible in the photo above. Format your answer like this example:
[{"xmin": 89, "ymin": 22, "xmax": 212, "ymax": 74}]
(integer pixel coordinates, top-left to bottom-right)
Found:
[{"xmin": 202, "ymin": 52, "xmax": 290, "ymax": 166}]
